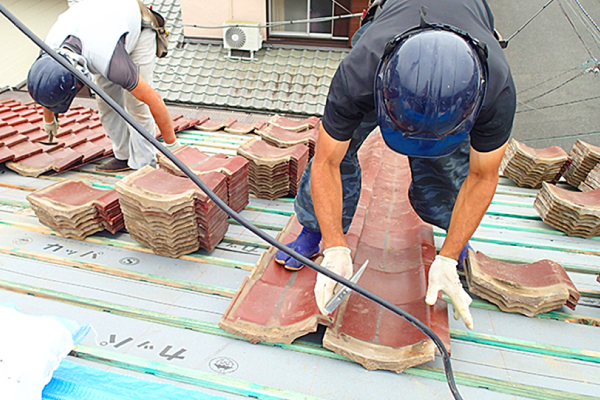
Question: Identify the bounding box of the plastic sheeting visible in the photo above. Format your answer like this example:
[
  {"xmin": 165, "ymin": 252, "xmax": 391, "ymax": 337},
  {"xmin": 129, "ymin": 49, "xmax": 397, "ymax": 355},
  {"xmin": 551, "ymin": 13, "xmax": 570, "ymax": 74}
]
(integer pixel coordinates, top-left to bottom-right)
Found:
[{"xmin": 43, "ymin": 360, "xmax": 234, "ymax": 400}]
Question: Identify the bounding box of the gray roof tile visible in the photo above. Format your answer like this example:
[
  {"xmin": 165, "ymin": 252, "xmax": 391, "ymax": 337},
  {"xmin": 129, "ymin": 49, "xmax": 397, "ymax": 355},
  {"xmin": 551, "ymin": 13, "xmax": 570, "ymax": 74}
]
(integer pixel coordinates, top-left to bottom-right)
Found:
[{"xmin": 146, "ymin": 0, "xmax": 348, "ymax": 116}]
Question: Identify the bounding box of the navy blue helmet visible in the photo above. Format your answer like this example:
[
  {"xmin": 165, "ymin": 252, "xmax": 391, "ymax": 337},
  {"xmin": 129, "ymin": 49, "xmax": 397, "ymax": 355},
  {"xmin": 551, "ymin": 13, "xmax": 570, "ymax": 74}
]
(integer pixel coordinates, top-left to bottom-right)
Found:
[
  {"xmin": 27, "ymin": 53, "xmax": 81, "ymax": 114},
  {"xmin": 375, "ymin": 26, "xmax": 487, "ymax": 158}
]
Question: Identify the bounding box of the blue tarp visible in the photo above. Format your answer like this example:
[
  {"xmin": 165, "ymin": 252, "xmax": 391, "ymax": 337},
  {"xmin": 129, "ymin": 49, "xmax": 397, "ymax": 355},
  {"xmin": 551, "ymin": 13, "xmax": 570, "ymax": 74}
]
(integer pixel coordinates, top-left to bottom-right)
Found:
[{"xmin": 43, "ymin": 360, "xmax": 235, "ymax": 400}]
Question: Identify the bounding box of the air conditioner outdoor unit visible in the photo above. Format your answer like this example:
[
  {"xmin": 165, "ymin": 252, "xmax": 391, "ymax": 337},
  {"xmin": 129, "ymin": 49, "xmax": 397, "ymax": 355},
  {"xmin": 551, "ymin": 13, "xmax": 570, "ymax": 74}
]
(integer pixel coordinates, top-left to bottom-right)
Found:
[{"xmin": 223, "ymin": 20, "xmax": 262, "ymax": 61}]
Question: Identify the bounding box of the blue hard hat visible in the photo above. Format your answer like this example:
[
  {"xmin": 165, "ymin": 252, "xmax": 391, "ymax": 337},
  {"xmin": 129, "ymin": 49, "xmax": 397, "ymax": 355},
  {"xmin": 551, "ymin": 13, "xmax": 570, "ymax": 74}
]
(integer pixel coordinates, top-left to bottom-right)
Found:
[
  {"xmin": 27, "ymin": 53, "xmax": 81, "ymax": 114},
  {"xmin": 375, "ymin": 27, "xmax": 487, "ymax": 158}
]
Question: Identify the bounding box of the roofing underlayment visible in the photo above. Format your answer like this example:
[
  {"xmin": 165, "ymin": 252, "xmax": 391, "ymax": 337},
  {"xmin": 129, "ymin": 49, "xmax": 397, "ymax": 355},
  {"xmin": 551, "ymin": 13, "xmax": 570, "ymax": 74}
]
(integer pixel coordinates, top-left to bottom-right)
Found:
[{"xmin": 0, "ymin": 90, "xmax": 599, "ymax": 400}]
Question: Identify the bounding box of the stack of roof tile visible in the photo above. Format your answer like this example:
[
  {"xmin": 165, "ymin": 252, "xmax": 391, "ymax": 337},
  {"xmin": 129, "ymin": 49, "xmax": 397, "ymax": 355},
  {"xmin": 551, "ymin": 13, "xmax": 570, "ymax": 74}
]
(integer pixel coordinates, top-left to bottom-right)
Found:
[
  {"xmin": 195, "ymin": 116, "xmax": 237, "ymax": 132},
  {"xmin": 158, "ymin": 145, "xmax": 250, "ymax": 212},
  {"xmin": 533, "ymin": 181, "xmax": 600, "ymax": 238},
  {"xmin": 500, "ymin": 138, "xmax": 569, "ymax": 188},
  {"xmin": 465, "ymin": 250, "xmax": 579, "ymax": 317},
  {"xmin": 579, "ymin": 162, "xmax": 600, "ymax": 192},
  {"xmin": 267, "ymin": 115, "xmax": 320, "ymax": 132},
  {"xmin": 26, "ymin": 179, "xmax": 124, "ymax": 240},
  {"xmin": 237, "ymin": 138, "xmax": 309, "ymax": 200},
  {"xmin": 171, "ymin": 113, "xmax": 202, "ymax": 132},
  {"xmin": 563, "ymin": 140, "xmax": 600, "ymax": 188},
  {"xmin": 255, "ymin": 122, "xmax": 319, "ymax": 158},
  {"xmin": 115, "ymin": 166, "xmax": 229, "ymax": 257}
]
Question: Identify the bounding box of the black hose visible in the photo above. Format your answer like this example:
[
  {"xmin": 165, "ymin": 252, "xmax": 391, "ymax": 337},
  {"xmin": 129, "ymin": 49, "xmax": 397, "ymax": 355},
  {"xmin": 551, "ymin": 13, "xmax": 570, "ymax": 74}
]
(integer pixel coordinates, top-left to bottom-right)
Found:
[{"xmin": 0, "ymin": 4, "xmax": 464, "ymax": 399}]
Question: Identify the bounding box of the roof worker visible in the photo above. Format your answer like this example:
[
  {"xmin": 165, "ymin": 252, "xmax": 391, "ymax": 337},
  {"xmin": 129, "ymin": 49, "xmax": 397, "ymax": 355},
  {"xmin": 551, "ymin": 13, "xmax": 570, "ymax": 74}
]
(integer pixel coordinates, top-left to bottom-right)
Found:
[
  {"xmin": 27, "ymin": 0, "xmax": 179, "ymax": 173},
  {"xmin": 275, "ymin": 0, "xmax": 516, "ymax": 330}
]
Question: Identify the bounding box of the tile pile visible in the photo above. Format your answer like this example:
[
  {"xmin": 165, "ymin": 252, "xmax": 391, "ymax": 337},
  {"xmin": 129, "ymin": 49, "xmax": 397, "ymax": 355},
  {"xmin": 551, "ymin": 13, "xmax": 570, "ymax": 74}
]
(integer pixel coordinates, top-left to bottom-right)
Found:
[
  {"xmin": 220, "ymin": 131, "xmax": 450, "ymax": 372},
  {"xmin": 195, "ymin": 116, "xmax": 237, "ymax": 132},
  {"xmin": 579, "ymin": 162, "xmax": 600, "ymax": 191},
  {"xmin": 157, "ymin": 145, "xmax": 250, "ymax": 212},
  {"xmin": 0, "ymin": 98, "xmax": 200, "ymax": 177},
  {"xmin": 171, "ymin": 113, "xmax": 202, "ymax": 132},
  {"xmin": 533, "ymin": 181, "xmax": 600, "ymax": 238},
  {"xmin": 0, "ymin": 99, "xmax": 112, "ymax": 176},
  {"xmin": 115, "ymin": 166, "xmax": 229, "ymax": 257},
  {"xmin": 26, "ymin": 179, "xmax": 124, "ymax": 240},
  {"xmin": 563, "ymin": 140, "xmax": 600, "ymax": 188},
  {"xmin": 465, "ymin": 250, "xmax": 579, "ymax": 317},
  {"xmin": 237, "ymin": 138, "xmax": 309, "ymax": 200},
  {"xmin": 255, "ymin": 122, "xmax": 319, "ymax": 158},
  {"xmin": 194, "ymin": 115, "xmax": 268, "ymax": 135},
  {"xmin": 500, "ymin": 138, "xmax": 569, "ymax": 188},
  {"xmin": 267, "ymin": 115, "xmax": 320, "ymax": 132}
]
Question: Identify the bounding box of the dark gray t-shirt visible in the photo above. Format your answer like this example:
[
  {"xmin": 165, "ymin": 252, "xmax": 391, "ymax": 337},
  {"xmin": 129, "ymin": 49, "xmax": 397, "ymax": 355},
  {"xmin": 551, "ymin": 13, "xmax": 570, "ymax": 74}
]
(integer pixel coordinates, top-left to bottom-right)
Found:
[
  {"xmin": 63, "ymin": 34, "xmax": 139, "ymax": 91},
  {"xmin": 322, "ymin": 0, "xmax": 516, "ymax": 153}
]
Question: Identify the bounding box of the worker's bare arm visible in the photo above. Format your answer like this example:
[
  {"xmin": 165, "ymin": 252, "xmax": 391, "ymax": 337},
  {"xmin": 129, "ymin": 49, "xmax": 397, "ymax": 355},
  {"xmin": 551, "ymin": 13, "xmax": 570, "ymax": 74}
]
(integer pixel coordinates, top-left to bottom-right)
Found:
[
  {"xmin": 130, "ymin": 75, "xmax": 176, "ymax": 144},
  {"xmin": 310, "ymin": 124, "xmax": 351, "ymax": 250},
  {"xmin": 440, "ymin": 141, "xmax": 509, "ymax": 260}
]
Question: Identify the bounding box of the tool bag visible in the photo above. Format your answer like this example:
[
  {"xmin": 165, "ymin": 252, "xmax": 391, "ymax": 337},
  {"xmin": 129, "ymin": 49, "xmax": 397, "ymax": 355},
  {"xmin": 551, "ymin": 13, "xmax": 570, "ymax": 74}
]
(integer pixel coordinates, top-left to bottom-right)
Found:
[{"xmin": 137, "ymin": 0, "xmax": 169, "ymax": 58}]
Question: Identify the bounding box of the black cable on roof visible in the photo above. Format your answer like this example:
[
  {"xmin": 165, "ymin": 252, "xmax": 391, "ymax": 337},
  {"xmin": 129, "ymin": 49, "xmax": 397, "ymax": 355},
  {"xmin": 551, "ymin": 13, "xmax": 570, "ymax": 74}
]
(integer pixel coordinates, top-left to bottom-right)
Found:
[{"xmin": 0, "ymin": 3, "xmax": 465, "ymax": 399}]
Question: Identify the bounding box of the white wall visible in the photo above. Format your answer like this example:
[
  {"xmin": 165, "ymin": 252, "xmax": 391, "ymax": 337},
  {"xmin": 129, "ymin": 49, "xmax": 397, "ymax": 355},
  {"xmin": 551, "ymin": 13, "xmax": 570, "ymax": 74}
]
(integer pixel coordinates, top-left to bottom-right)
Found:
[
  {"xmin": 0, "ymin": 0, "xmax": 68, "ymax": 88},
  {"xmin": 181, "ymin": 0, "xmax": 267, "ymax": 39}
]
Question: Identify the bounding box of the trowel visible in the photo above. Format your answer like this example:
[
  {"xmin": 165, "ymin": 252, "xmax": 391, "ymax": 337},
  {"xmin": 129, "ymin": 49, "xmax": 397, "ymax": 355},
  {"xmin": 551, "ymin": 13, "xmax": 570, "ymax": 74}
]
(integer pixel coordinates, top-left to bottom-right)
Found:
[
  {"xmin": 324, "ymin": 259, "xmax": 369, "ymax": 314},
  {"xmin": 37, "ymin": 113, "xmax": 59, "ymax": 145}
]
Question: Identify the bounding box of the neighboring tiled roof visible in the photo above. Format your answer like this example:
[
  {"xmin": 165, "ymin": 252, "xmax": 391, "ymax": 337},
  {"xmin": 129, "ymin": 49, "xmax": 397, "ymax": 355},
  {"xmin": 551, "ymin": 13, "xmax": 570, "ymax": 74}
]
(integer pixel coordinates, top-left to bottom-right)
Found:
[{"xmin": 148, "ymin": 0, "xmax": 348, "ymax": 116}]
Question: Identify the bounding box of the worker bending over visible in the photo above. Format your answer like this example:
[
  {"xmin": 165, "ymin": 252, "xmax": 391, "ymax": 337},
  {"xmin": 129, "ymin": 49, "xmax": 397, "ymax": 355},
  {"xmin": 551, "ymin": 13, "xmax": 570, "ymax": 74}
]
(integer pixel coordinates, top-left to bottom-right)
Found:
[
  {"xmin": 27, "ymin": 0, "xmax": 179, "ymax": 172},
  {"xmin": 276, "ymin": 0, "xmax": 516, "ymax": 329}
]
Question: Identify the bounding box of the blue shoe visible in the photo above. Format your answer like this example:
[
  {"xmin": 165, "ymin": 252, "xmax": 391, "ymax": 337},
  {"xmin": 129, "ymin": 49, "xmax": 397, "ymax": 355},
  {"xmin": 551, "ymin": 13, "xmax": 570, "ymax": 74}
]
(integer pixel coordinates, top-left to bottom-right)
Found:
[
  {"xmin": 457, "ymin": 242, "xmax": 473, "ymax": 271},
  {"xmin": 275, "ymin": 227, "xmax": 322, "ymax": 271}
]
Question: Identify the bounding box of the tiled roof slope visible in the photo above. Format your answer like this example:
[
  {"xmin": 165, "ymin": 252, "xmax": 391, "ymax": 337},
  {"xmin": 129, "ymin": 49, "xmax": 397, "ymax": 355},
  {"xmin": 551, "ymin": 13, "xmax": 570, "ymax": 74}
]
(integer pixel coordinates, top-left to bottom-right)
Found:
[{"xmin": 148, "ymin": 0, "xmax": 348, "ymax": 116}]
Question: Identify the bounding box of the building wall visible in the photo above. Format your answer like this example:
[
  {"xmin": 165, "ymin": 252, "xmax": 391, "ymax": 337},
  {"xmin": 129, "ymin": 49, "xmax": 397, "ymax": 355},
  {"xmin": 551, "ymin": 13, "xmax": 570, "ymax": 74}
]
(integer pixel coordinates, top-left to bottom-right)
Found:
[
  {"xmin": 181, "ymin": 0, "xmax": 267, "ymax": 40},
  {"xmin": 0, "ymin": 0, "xmax": 68, "ymax": 89}
]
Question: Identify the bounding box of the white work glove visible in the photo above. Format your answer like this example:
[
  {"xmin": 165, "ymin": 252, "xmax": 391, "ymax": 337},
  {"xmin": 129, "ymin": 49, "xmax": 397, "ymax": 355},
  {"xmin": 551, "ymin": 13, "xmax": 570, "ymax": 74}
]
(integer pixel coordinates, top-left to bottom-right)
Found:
[
  {"xmin": 44, "ymin": 116, "xmax": 58, "ymax": 139},
  {"xmin": 425, "ymin": 255, "xmax": 474, "ymax": 330},
  {"xmin": 165, "ymin": 138, "xmax": 181, "ymax": 151},
  {"xmin": 314, "ymin": 246, "xmax": 353, "ymax": 314}
]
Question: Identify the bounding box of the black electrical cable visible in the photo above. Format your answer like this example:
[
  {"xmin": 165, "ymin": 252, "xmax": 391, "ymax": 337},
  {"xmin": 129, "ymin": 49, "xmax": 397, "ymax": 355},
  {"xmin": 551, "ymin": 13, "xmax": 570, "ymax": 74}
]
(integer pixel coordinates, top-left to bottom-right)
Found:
[{"xmin": 0, "ymin": 4, "xmax": 464, "ymax": 399}]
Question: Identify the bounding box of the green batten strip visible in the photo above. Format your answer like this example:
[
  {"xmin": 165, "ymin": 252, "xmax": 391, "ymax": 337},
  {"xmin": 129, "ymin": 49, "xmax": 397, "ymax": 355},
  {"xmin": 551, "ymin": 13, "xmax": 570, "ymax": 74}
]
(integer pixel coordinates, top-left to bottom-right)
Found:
[
  {"xmin": 2, "ymin": 280, "xmax": 597, "ymax": 400},
  {"xmin": 494, "ymin": 189, "xmax": 538, "ymax": 198},
  {"xmin": 434, "ymin": 230, "xmax": 600, "ymax": 257},
  {"xmin": 72, "ymin": 345, "xmax": 326, "ymax": 400},
  {"xmin": 244, "ymin": 205, "xmax": 294, "ymax": 216},
  {"xmin": 491, "ymin": 199, "xmax": 535, "ymax": 208},
  {"xmin": 0, "ymin": 220, "xmax": 255, "ymax": 270},
  {"xmin": 0, "ymin": 198, "xmax": 30, "ymax": 209},
  {"xmin": 444, "ymin": 295, "xmax": 600, "ymax": 327},
  {"xmin": 406, "ymin": 365, "xmax": 600, "ymax": 400},
  {"xmin": 228, "ymin": 219, "xmax": 284, "ymax": 231},
  {"xmin": 450, "ymin": 329, "xmax": 600, "ymax": 364},
  {"xmin": 0, "ymin": 246, "xmax": 236, "ymax": 298},
  {"xmin": 477, "ymin": 220, "xmax": 592, "ymax": 238},
  {"xmin": 221, "ymin": 236, "xmax": 270, "ymax": 249},
  {"xmin": 486, "ymin": 209, "xmax": 541, "ymax": 220},
  {"xmin": 175, "ymin": 133, "xmax": 247, "ymax": 145},
  {"xmin": 580, "ymin": 289, "xmax": 600, "ymax": 299},
  {"xmin": 179, "ymin": 129, "xmax": 255, "ymax": 141}
]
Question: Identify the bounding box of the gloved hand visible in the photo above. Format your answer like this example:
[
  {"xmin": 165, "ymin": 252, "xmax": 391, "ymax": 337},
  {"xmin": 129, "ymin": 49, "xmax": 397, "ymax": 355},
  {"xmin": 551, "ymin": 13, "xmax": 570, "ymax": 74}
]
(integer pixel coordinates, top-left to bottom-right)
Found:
[
  {"xmin": 44, "ymin": 115, "xmax": 58, "ymax": 140},
  {"xmin": 314, "ymin": 246, "xmax": 353, "ymax": 314},
  {"xmin": 165, "ymin": 138, "xmax": 181, "ymax": 151},
  {"xmin": 425, "ymin": 255, "xmax": 474, "ymax": 330},
  {"xmin": 275, "ymin": 226, "xmax": 321, "ymax": 271}
]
